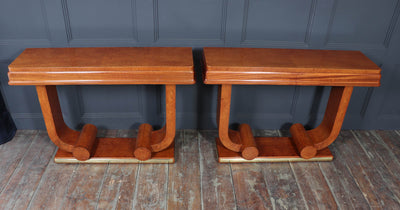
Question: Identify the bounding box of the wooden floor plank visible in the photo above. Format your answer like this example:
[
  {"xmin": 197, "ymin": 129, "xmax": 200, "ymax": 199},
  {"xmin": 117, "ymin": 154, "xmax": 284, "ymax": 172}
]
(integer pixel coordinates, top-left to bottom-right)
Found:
[
  {"xmin": 257, "ymin": 130, "xmax": 307, "ymax": 210},
  {"xmin": 319, "ymin": 140, "xmax": 370, "ymax": 209},
  {"xmin": 333, "ymin": 130, "xmax": 400, "ymax": 209},
  {"xmin": 59, "ymin": 130, "xmax": 116, "ymax": 209},
  {"xmin": 374, "ymin": 130, "xmax": 400, "ymax": 164},
  {"xmin": 0, "ymin": 130, "xmax": 37, "ymax": 194},
  {"xmin": 199, "ymin": 130, "xmax": 236, "ymax": 210},
  {"xmin": 61, "ymin": 164, "xmax": 108, "ymax": 209},
  {"xmin": 167, "ymin": 130, "xmax": 201, "ymax": 210},
  {"xmin": 133, "ymin": 128, "xmax": 169, "ymax": 210},
  {"xmin": 290, "ymin": 161, "xmax": 338, "ymax": 210},
  {"xmin": 280, "ymin": 126, "xmax": 336, "ymax": 210},
  {"xmin": 27, "ymin": 157, "xmax": 77, "ymax": 209},
  {"xmin": 0, "ymin": 131, "xmax": 56, "ymax": 209},
  {"xmin": 229, "ymin": 129, "xmax": 273, "ymax": 210},
  {"xmin": 352, "ymin": 130, "xmax": 400, "ymax": 206},
  {"xmin": 133, "ymin": 164, "xmax": 168, "ymax": 210},
  {"xmin": 96, "ymin": 129, "xmax": 140, "ymax": 210},
  {"xmin": 2, "ymin": 129, "xmax": 400, "ymax": 209}
]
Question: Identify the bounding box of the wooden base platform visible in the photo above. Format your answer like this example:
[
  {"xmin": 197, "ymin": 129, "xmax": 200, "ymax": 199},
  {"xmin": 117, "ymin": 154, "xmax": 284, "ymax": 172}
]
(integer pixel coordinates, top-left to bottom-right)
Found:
[
  {"xmin": 55, "ymin": 137, "xmax": 174, "ymax": 164},
  {"xmin": 216, "ymin": 137, "xmax": 333, "ymax": 163}
]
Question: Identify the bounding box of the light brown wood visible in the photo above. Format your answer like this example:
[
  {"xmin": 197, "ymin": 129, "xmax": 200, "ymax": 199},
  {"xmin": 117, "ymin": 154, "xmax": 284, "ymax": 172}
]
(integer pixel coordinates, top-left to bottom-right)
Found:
[
  {"xmin": 9, "ymin": 47, "xmax": 193, "ymax": 163},
  {"xmin": 290, "ymin": 123, "xmax": 317, "ymax": 159},
  {"xmin": 203, "ymin": 47, "xmax": 381, "ymax": 86},
  {"xmin": 239, "ymin": 124, "xmax": 259, "ymax": 160},
  {"xmin": 54, "ymin": 137, "xmax": 174, "ymax": 163},
  {"xmin": 8, "ymin": 47, "xmax": 194, "ymax": 85},
  {"xmin": 307, "ymin": 86, "xmax": 353, "ymax": 150},
  {"xmin": 217, "ymin": 84, "xmax": 242, "ymax": 152},
  {"xmin": 203, "ymin": 47, "xmax": 380, "ymax": 162},
  {"xmin": 72, "ymin": 124, "xmax": 98, "ymax": 161},
  {"xmin": 36, "ymin": 85, "xmax": 80, "ymax": 152},
  {"xmin": 151, "ymin": 85, "xmax": 176, "ymax": 152},
  {"xmin": 217, "ymin": 137, "xmax": 333, "ymax": 163},
  {"xmin": 134, "ymin": 123, "xmax": 153, "ymax": 161}
]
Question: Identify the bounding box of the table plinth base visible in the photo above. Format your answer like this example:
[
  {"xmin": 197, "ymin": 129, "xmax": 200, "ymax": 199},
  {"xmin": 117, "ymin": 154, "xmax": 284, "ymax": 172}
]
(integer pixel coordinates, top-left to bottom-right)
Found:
[
  {"xmin": 216, "ymin": 137, "xmax": 333, "ymax": 163},
  {"xmin": 54, "ymin": 137, "xmax": 174, "ymax": 164}
]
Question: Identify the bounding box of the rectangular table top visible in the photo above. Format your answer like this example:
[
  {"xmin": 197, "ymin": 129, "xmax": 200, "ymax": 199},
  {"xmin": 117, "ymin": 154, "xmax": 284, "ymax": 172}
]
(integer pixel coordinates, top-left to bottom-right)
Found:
[
  {"xmin": 203, "ymin": 47, "xmax": 381, "ymax": 87},
  {"xmin": 9, "ymin": 47, "xmax": 194, "ymax": 85}
]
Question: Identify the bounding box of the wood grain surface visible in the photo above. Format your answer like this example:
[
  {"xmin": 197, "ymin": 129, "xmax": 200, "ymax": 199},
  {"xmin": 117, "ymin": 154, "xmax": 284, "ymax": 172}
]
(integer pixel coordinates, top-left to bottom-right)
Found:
[
  {"xmin": 8, "ymin": 47, "xmax": 195, "ymax": 85},
  {"xmin": 203, "ymin": 47, "xmax": 381, "ymax": 86},
  {"xmin": 1, "ymin": 129, "xmax": 400, "ymax": 209}
]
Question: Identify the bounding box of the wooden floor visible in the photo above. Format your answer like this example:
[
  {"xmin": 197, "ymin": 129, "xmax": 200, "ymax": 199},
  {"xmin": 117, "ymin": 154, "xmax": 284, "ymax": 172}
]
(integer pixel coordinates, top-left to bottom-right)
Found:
[{"xmin": 0, "ymin": 129, "xmax": 400, "ymax": 209}]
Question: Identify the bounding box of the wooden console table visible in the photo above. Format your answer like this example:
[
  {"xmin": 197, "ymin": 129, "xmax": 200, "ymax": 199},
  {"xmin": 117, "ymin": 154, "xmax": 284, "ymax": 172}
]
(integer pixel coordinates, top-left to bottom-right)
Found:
[
  {"xmin": 203, "ymin": 47, "xmax": 381, "ymax": 163},
  {"xmin": 8, "ymin": 47, "xmax": 194, "ymax": 163}
]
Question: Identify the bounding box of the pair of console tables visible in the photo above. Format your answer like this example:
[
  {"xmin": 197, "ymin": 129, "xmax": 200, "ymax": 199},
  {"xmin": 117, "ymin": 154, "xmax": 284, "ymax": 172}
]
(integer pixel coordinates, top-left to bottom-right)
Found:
[{"xmin": 8, "ymin": 47, "xmax": 381, "ymax": 163}]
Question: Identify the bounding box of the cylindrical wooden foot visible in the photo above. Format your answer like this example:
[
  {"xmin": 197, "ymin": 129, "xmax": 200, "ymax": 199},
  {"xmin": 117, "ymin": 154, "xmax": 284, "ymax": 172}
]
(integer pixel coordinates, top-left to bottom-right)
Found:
[
  {"xmin": 290, "ymin": 123, "xmax": 317, "ymax": 159},
  {"xmin": 134, "ymin": 123, "xmax": 153, "ymax": 161},
  {"xmin": 239, "ymin": 124, "xmax": 259, "ymax": 160},
  {"xmin": 72, "ymin": 124, "xmax": 98, "ymax": 161}
]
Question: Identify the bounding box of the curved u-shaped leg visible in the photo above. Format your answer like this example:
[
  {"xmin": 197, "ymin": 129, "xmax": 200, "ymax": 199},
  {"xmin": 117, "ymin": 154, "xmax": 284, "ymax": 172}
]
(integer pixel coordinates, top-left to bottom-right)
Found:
[
  {"xmin": 151, "ymin": 85, "xmax": 176, "ymax": 152},
  {"xmin": 306, "ymin": 86, "xmax": 354, "ymax": 150},
  {"xmin": 36, "ymin": 85, "xmax": 80, "ymax": 152},
  {"xmin": 218, "ymin": 84, "xmax": 243, "ymax": 152}
]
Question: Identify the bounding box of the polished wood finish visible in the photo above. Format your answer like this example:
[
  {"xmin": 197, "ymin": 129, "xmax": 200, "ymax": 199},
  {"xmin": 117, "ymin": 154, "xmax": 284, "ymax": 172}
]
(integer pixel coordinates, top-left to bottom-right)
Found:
[
  {"xmin": 36, "ymin": 85, "xmax": 80, "ymax": 152},
  {"xmin": 217, "ymin": 137, "xmax": 333, "ymax": 163},
  {"xmin": 204, "ymin": 48, "xmax": 381, "ymax": 86},
  {"xmin": 72, "ymin": 124, "xmax": 98, "ymax": 161},
  {"xmin": 238, "ymin": 124, "xmax": 259, "ymax": 160},
  {"xmin": 8, "ymin": 47, "xmax": 194, "ymax": 85},
  {"xmin": 9, "ymin": 47, "xmax": 193, "ymax": 163},
  {"xmin": 134, "ymin": 123, "xmax": 153, "ymax": 161},
  {"xmin": 55, "ymin": 138, "xmax": 174, "ymax": 164},
  {"xmin": 203, "ymin": 47, "xmax": 381, "ymax": 163},
  {"xmin": 290, "ymin": 123, "xmax": 317, "ymax": 159},
  {"xmin": 217, "ymin": 84, "xmax": 242, "ymax": 152},
  {"xmin": 151, "ymin": 85, "xmax": 176, "ymax": 152}
]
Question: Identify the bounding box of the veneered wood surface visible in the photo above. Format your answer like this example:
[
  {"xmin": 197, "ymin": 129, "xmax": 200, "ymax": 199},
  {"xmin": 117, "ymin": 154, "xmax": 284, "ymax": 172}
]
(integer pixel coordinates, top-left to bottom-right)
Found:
[
  {"xmin": 307, "ymin": 86, "xmax": 353, "ymax": 150},
  {"xmin": 215, "ymin": 84, "xmax": 350, "ymax": 161},
  {"xmin": 36, "ymin": 85, "xmax": 80, "ymax": 152},
  {"xmin": 203, "ymin": 47, "xmax": 381, "ymax": 86},
  {"xmin": 54, "ymin": 137, "xmax": 174, "ymax": 163},
  {"xmin": 8, "ymin": 47, "xmax": 195, "ymax": 85},
  {"xmin": 217, "ymin": 137, "xmax": 332, "ymax": 163},
  {"xmin": 37, "ymin": 82, "xmax": 177, "ymax": 163}
]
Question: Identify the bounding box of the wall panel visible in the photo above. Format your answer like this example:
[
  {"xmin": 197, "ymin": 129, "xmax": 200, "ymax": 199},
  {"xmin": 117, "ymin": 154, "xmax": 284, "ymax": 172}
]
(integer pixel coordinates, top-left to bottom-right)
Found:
[{"xmin": 0, "ymin": 0, "xmax": 399, "ymax": 129}]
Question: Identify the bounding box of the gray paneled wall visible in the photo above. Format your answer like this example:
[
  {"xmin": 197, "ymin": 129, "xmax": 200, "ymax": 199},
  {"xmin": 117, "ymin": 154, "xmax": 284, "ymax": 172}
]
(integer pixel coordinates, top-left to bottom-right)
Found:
[{"xmin": 1, "ymin": 0, "xmax": 399, "ymax": 130}]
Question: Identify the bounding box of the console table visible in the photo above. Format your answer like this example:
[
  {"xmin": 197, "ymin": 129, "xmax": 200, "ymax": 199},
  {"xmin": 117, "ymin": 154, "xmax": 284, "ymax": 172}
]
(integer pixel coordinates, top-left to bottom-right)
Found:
[
  {"xmin": 8, "ymin": 47, "xmax": 194, "ymax": 163},
  {"xmin": 203, "ymin": 47, "xmax": 381, "ymax": 163}
]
